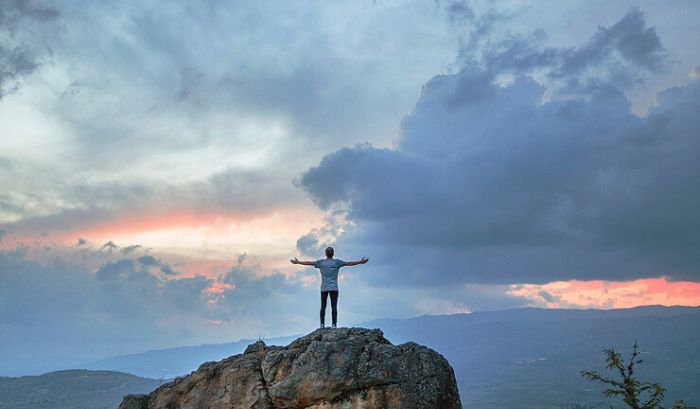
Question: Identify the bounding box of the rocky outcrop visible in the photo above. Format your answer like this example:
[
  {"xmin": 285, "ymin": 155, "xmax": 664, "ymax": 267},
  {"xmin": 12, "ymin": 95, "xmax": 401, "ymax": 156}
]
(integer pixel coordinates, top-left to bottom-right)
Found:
[{"xmin": 119, "ymin": 327, "xmax": 461, "ymax": 409}]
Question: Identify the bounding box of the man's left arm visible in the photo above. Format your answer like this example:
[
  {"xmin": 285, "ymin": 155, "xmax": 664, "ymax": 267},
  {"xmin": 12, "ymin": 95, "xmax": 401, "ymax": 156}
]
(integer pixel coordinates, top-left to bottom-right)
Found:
[{"xmin": 343, "ymin": 257, "xmax": 369, "ymax": 266}]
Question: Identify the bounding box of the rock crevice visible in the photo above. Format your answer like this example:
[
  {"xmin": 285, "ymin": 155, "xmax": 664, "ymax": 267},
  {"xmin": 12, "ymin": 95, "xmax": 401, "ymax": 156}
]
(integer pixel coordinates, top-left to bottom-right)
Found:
[
  {"xmin": 251, "ymin": 341, "xmax": 276, "ymax": 409},
  {"xmin": 119, "ymin": 327, "xmax": 461, "ymax": 409}
]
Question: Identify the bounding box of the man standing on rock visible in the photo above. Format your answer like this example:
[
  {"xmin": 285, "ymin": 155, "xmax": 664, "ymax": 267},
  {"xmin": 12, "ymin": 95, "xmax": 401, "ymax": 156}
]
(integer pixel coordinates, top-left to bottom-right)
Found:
[{"xmin": 291, "ymin": 246, "xmax": 368, "ymax": 329}]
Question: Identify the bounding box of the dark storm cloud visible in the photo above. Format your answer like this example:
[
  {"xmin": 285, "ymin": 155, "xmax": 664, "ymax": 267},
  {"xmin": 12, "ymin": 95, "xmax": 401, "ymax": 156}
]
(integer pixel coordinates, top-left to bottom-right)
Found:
[
  {"xmin": 559, "ymin": 7, "xmax": 664, "ymax": 74},
  {"xmin": 299, "ymin": 10, "xmax": 700, "ymax": 286},
  {"xmin": 0, "ymin": 0, "xmax": 59, "ymax": 98},
  {"xmin": 482, "ymin": 8, "xmax": 665, "ymax": 91}
]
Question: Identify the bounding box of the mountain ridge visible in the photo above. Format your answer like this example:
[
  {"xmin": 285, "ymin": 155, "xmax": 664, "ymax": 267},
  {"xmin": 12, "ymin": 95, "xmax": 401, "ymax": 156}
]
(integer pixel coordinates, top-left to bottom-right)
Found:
[{"xmin": 86, "ymin": 305, "xmax": 700, "ymax": 379}]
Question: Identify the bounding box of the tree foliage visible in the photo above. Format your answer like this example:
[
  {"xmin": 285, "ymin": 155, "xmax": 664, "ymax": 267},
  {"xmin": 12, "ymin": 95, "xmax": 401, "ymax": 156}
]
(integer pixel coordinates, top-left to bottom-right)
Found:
[{"xmin": 581, "ymin": 340, "xmax": 696, "ymax": 409}]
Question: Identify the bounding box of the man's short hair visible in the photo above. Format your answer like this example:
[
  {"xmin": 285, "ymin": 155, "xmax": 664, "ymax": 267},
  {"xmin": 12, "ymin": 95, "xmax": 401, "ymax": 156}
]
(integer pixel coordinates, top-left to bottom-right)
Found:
[{"xmin": 325, "ymin": 246, "xmax": 334, "ymax": 256}]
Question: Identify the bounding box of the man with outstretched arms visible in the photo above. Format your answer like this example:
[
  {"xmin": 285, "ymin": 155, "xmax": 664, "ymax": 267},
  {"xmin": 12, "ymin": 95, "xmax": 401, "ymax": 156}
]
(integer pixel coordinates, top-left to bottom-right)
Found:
[{"xmin": 291, "ymin": 246, "xmax": 368, "ymax": 329}]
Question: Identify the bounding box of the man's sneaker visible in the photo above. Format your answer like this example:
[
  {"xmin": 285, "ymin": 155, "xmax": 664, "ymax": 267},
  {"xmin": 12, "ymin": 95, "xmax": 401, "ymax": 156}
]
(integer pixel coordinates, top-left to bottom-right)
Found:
[
  {"xmin": 332, "ymin": 323, "xmax": 337, "ymax": 329},
  {"xmin": 320, "ymin": 323, "xmax": 325, "ymax": 329}
]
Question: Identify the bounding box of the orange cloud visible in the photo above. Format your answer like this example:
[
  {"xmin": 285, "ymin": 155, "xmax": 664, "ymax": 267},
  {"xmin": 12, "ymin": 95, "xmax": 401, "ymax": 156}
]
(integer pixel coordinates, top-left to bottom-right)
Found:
[
  {"xmin": 508, "ymin": 277, "xmax": 700, "ymax": 309},
  {"xmin": 54, "ymin": 208, "xmax": 272, "ymax": 240},
  {"xmin": 40, "ymin": 205, "xmax": 328, "ymax": 255}
]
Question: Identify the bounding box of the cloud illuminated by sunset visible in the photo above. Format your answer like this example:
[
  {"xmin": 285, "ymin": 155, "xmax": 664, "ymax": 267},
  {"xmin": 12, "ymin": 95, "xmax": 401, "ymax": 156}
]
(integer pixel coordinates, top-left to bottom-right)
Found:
[{"xmin": 508, "ymin": 277, "xmax": 700, "ymax": 309}]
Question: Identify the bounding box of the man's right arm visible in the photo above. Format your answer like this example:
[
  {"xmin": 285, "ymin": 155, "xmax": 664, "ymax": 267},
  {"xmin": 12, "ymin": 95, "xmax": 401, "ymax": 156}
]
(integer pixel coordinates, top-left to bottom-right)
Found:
[{"xmin": 291, "ymin": 257, "xmax": 316, "ymax": 266}]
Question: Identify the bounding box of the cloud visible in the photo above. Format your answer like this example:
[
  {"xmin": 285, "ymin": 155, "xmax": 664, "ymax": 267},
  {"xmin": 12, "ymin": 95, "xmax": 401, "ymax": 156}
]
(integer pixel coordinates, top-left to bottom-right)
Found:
[
  {"xmin": 481, "ymin": 7, "xmax": 665, "ymax": 92},
  {"xmin": 100, "ymin": 240, "xmax": 118, "ymax": 253},
  {"xmin": 0, "ymin": 239, "xmax": 524, "ymax": 374},
  {"xmin": 294, "ymin": 211, "xmax": 351, "ymax": 257},
  {"xmin": 214, "ymin": 254, "xmax": 311, "ymax": 322},
  {"xmin": 299, "ymin": 10, "xmax": 700, "ymax": 286},
  {"xmin": 136, "ymin": 255, "xmax": 180, "ymax": 275},
  {"xmin": 0, "ymin": 246, "xmax": 217, "ymax": 369},
  {"xmin": 0, "ymin": 167, "xmax": 310, "ymax": 239},
  {"xmin": 95, "ymin": 254, "xmax": 183, "ymax": 281},
  {"xmin": 158, "ymin": 263, "xmax": 179, "ymax": 276},
  {"xmin": 135, "ymin": 255, "xmax": 158, "ymax": 267},
  {"xmin": 445, "ymin": 1, "xmax": 476, "ymax": 23},
  {"xmin": 691, "ymin": 66, "xmax": 700, "ymax": 80},
  {"xmin": 0, "ymin": 0, "xmax": 467, "ymax": 251},
  {"xmin": 508, "ymin": 277, "xmax": 700, "ymax": 309},
  {"xmin": 95, "ymin": 258, "xmax": 135, "ymax": 280},
  {"xmin": 0, "ymin": 0, "xmax": 458, "ymax": 175},
  {"xmin": 0, "ymin": 0, "xmax": 59, "ymax": 98},
  {"xmin": 120, "ymin": 244, "xmax": 142, "ymax": 254}
]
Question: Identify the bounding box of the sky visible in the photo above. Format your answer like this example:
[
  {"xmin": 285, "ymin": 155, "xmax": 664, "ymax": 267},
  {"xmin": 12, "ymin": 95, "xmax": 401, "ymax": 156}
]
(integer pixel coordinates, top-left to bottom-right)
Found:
[{"xmin": 1, "ymin": 0, "xmax": 700, "ymax": 372}]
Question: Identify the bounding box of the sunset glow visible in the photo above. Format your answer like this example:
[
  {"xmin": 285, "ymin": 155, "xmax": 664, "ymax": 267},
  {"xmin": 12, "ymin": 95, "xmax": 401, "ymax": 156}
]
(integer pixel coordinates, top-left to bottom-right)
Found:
[{"xmin": 508, "ymin": 277, "xmax": 700, "ymax": 309}]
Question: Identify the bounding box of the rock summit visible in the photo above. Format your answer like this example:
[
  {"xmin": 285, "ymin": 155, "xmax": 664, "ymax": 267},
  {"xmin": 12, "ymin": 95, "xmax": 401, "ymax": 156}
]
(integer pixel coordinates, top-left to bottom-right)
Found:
[{"xmin": 119, "ymin": 327, "xmax": 461, "ymax": 408}]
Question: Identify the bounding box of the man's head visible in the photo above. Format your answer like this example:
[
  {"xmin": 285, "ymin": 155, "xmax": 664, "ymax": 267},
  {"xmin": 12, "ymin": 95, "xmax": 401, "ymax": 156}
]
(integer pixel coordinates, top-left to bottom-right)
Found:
[{"xmin": 325, "ymin": 246, "xmax": 334, "ymax": 258}]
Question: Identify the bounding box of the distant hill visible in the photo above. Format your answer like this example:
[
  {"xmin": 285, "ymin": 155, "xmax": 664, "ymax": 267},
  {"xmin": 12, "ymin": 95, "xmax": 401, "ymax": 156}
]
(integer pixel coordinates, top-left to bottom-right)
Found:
[
  {"xmin": 0, "ymin": 369, "xmax": 160, "ymax": 409},
  {"xmin": 361, "ymin": 305, "xmax": 700, "ymax": 409},
  {"xmin": 83, "ymin": 334, "xmax": 299, "ymax": 379}
]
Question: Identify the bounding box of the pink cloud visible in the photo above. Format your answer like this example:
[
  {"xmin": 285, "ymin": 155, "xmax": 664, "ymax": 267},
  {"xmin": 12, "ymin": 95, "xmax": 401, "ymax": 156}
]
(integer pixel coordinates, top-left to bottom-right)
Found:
[{"xmin": 508, "ymin": 277, "xmax": 700, "ymax": 309}]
